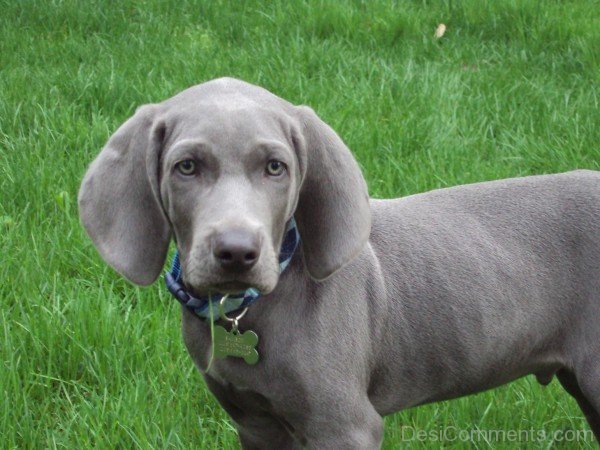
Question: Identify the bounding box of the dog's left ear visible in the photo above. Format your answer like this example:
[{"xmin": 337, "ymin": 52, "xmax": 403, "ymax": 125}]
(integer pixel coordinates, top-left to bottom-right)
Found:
[{"xmin": 292, "ymin": 106, "xmax": 371, "ymax": 281}]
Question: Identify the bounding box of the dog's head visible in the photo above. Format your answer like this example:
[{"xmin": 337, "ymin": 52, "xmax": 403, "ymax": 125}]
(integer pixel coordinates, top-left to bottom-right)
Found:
[{"xmin": 79, "ymin": 78, "xmax": 370, "ymax": 295}]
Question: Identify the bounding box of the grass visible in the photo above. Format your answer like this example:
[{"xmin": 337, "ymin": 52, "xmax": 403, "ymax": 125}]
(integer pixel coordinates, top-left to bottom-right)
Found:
[{"xmin": 1, "ymin": 0, "xmax": 598, "ymax": 448}]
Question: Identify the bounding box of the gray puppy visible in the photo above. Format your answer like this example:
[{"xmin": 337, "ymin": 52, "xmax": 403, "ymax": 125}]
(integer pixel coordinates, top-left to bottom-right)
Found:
[{"xmin": 79, "ymin": 78, "xmax": 599, "ymax": 449}]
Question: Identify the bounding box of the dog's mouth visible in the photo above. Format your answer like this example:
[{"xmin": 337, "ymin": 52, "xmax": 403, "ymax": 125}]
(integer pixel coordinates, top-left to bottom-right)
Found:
[
  {"xmin": 182, "ymin": 257, "xmax": 281, "ymax": 297},
  {"xmin": 209, "ymin": 280, "xmax": 254, "ymax": 294},
  {"xmin": 185, "ymin": 279, "xmax": 259, "ymax": 297}
]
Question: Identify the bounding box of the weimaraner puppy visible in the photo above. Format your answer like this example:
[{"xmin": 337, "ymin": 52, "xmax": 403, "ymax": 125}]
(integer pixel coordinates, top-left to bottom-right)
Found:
[{"xmin": 79, "ymin": 77, "xmax": 600, "ymax": 448}]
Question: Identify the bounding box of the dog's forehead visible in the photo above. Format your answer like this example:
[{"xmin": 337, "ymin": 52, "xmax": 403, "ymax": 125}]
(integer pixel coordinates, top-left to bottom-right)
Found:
[
  {"xmin": 165, "ymin": 77, "xmax": 292, "ymax": 107},
  {"xmin": 161, "ymin": 79, "xmax": 294, "ymax": 146}
]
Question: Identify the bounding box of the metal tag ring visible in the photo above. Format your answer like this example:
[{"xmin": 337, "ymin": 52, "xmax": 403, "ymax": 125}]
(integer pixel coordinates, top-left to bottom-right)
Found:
[{"xmin": 218, "ymin": 294, "xmax": 249, "ymax": 325}]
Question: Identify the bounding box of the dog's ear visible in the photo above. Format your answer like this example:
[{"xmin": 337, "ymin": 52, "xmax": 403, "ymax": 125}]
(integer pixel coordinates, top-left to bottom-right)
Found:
[
  {"xmin": 292, "ymin": 106, "xmax": 371, "ymax": 281},
  {"xmin": 78, "ymin": 105, "xmax": 170, "ymax": 285}
]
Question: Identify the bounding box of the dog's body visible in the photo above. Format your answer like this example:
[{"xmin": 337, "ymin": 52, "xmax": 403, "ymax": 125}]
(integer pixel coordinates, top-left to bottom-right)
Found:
[
  {"xmin": 79, "ymin": 78, "xmax": 600, "ymax": 448},
  {"xmin": 184, "ymin": 171, "xmax": 600, "ymax": 448}
]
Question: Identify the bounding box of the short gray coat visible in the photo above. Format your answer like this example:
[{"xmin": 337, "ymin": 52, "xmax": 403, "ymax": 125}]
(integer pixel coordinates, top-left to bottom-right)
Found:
[{"xmin": 79, "ymin": 78, "xmax": 600, "ymax": 448}]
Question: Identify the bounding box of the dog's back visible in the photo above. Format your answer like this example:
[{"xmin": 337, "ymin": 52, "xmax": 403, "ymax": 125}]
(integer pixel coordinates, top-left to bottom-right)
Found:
[{"xmin": 366, "ymin": 170, "xmax": 599, "ymax": 410}]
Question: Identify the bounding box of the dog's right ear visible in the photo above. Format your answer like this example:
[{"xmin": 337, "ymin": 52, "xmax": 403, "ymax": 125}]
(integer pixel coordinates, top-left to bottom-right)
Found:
[
  {"xmin": 292, "ymin": 106, "xmax": 371, "ymax": 281},
  {"xmin": 78, "ymin": 105, "xmax": 171, "ymax": 286}
]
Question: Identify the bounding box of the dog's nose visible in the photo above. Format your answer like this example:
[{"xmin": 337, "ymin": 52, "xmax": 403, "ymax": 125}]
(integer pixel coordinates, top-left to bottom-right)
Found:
[{"xmin": 212, "ymin": 229, "xmax": 261, "ymax": 272}]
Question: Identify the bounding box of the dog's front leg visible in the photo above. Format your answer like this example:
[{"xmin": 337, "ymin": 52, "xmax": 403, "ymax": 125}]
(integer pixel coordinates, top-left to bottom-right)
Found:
[
  {"xmin": 203, "ymin": 375, "xmax": 302, "ymax": 449},
  {"xmin": 235, "ymin": 415, "xmax": 302, "ymax": 450},
  {"xmin": 237, "ymin": 420, "xmax": 302, "ymax": 450},
  {"xmin": 300, "ymin": 401, "xmax": 384, "ymax": 450}
]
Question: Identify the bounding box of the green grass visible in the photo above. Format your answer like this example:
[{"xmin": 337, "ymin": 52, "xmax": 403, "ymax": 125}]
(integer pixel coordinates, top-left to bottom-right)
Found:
[{"xmin": 1, "ymin": 0, "xmax": 598, "ymax": 448}]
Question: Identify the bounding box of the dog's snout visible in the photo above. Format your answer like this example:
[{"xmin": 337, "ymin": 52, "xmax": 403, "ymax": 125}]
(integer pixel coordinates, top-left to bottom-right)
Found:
[{"xmin": 212, "ymin": 229, "xmax": 261, "ymax": 272}]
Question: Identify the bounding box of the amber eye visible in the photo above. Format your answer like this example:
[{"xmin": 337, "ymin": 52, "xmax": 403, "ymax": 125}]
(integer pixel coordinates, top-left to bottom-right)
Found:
[
  {"xmin": 266, "ymin": 160, "xmax": 286, "ymax": 177},
  {"xmin": 176, "ymin": 159, "xmax": 196, "ymax": 176}
]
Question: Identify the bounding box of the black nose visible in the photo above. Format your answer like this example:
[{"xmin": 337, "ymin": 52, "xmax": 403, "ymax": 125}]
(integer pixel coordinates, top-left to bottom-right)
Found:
[{"xmin": 212, "ymin": 229, "xmax": 261, "ymax": 272}]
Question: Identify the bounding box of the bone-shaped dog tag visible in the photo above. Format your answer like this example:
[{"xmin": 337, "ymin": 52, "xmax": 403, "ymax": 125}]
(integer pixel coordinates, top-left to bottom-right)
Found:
[{"xmin": 213, "ymin": 325, "xmax": 259, "ymax": 365}]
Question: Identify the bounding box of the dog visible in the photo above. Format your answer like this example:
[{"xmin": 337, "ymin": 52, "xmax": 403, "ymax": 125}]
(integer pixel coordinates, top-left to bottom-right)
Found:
[{"xmin": 79, "ymin": 77, "xmax": 599, "ymax": 448}]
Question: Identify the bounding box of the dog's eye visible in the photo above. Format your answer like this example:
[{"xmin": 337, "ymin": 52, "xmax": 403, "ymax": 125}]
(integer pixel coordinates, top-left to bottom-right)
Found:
[
  {"xmin": 266, "ymin": 160, "xmax": 286, "ymax": 177},
  {"xmin": 176, "ymin": 159, "xmax": 197, "ymax": 176}
]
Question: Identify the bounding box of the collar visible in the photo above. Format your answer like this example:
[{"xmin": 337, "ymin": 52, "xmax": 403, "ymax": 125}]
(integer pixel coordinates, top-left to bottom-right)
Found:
[{"xmin": 165, "ymin": 218, "xmax": 300, "ymax": 321}]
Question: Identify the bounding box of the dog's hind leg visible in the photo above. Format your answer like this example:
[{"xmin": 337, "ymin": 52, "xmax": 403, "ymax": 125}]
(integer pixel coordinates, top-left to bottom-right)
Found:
[{"xmin": 556, "ymin": 368, "xmax": 600, "ymax": 442}]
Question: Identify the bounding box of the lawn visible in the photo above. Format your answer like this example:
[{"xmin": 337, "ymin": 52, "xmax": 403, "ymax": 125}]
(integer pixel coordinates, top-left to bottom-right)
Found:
[{"xmin": 1, "ymin": 0, "xmax": 598, "ymax": 448}]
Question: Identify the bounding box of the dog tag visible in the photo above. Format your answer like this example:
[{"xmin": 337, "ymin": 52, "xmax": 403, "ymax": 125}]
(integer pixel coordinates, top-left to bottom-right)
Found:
[{"xmin": 213, "ymin": 325, "xmax": 259, "ymax": 365}]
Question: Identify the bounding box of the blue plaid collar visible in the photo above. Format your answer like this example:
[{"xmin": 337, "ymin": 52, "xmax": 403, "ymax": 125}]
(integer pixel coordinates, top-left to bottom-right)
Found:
[{"xmin": 165, "ymin": 218, "xmax": 300, "ymax": 320}]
